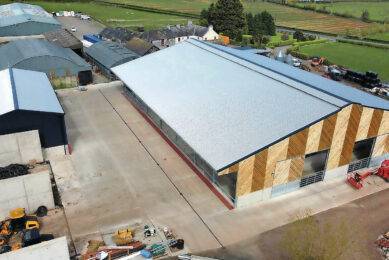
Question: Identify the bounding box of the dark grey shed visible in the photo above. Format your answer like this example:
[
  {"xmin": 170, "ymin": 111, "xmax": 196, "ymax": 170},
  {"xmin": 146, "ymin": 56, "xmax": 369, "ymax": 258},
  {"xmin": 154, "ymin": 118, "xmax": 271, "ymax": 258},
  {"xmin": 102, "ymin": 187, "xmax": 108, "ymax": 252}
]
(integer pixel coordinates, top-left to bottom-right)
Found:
[
  {"xmin": 43, "ymin": 29, "xmax": 83, "ymax": 55},
  {"xmin": 85, "ymin": 41, "xmax": 139, "ymax": 79}
]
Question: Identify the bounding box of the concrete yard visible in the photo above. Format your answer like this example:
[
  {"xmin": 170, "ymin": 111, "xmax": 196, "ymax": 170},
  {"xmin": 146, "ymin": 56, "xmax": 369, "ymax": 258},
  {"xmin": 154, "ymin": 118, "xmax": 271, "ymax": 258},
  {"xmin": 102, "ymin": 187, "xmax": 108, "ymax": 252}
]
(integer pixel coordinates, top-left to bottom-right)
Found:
[
  {"xmin": 55, "ymin": 17, "xmax": 103, "ymax": 41},
  {"xmin": 54, "ymin": 84, "xmax": 389, "ymax": 257}
]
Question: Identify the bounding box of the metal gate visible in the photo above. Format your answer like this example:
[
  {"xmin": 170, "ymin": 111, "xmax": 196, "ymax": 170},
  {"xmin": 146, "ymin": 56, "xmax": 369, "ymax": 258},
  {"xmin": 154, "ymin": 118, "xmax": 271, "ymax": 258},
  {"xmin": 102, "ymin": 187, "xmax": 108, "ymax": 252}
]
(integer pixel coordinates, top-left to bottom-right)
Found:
[
  {"xmin": 347, "ymin": 157, "xmax": 370, "ymax": 173},
  {"xmin": 271, "ymin": 180, "xmax": 300, "ymax": 198},
  {"xmin": 300, "ymin": 171, "xmax": 325, "ymax": 187}
]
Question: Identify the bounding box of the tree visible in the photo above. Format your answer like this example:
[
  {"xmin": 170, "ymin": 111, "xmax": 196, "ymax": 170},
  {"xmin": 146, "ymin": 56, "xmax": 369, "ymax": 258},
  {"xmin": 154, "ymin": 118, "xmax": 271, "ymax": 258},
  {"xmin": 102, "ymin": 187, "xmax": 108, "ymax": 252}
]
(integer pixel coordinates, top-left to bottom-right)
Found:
[
  {"xmin": 293, "ymin": 30, "xmax": 306, "ymax": 42},
  {"xmin": 281, "ymin": 33, "xmax": 290, "ymax": 41},
  {"xmin": 246, "ymin": 12, "xmax": 255, "ymax": 35},
  {"xmin": 280, "ymin": 209, "xmax": 370, "ymax": 260},
  {"xmin": 261, "ymin": 11, "xmax": 276, "ymax": 36},
  {"xmin": 211, "ymin": 0, "xmax": 247, "ymax": 39},
  {"xmin": 361, "ymin": 10, "xmax": 370, "ymax": 22},
  {"xmin": 199, "ymin": 18, "xmax": 209, "ymax": 27}
]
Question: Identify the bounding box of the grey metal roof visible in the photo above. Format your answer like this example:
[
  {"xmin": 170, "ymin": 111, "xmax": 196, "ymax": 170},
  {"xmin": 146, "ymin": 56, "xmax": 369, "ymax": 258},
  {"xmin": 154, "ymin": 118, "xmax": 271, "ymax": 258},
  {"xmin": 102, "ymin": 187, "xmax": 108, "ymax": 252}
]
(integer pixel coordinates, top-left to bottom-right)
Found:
[
  {"xmin": 99, "ymin": 27, "xmax": 140, "ymax": 43},
  {"xmin": 0, "ymin": 68, "xmax": 63, "ymax": 116},
  {"xmin": 85, "ymin": 41, "xmax": 139, "ymax": 69},
  {"xmin": 0, "ymin": 3, "xmax": 60, "ymax": 28},
  {"xmin": 0, "ymin": 38, "xmax": 90, "ymax": 70},
  {"xmin": 203, "ymin": 40, "xmax": 389, "ymax": 110},
  {"xmin": 112, "ymin": 39, "xmax": 352, "ymax": 171},
  {"xmin": 43, "ymin": 29, "xmax": 82, "ymax": 49},
  {"xmin": 125, "ymin": 37, "xmax": 157, "ymax": 56}
]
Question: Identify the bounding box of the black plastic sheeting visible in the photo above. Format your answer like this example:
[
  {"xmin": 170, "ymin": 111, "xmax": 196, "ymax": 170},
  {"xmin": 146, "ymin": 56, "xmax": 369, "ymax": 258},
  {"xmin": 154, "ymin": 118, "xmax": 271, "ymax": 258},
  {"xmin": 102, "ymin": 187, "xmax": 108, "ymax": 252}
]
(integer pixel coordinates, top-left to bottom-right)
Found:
[{"xmin": 0, "ymin": 164, "xmax": 29, "ymax": 180}]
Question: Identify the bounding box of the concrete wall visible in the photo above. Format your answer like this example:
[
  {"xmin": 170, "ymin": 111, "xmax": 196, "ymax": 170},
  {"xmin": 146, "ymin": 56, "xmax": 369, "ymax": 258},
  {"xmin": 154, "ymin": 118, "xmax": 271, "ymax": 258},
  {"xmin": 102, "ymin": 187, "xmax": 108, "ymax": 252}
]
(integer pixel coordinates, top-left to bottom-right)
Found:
[
  {"xmin": 0, "ymin": 170, "xmax": 55, "ymax": 219},
  {"xmin": 0, "ymin": 130, "xmax": 43, "ymax": 167},
  {"xmin": 0, "ymin": 237, "xmax": 69, "ymax": 260}
]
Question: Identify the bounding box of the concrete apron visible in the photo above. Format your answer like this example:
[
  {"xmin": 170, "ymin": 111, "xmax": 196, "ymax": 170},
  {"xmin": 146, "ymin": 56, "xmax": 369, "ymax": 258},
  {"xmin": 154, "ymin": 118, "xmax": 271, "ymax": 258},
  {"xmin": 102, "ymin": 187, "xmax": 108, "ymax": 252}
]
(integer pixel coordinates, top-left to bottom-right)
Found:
[{"xmin": 53, "ymin": 84, "xmax": 389, "ymax": 255}]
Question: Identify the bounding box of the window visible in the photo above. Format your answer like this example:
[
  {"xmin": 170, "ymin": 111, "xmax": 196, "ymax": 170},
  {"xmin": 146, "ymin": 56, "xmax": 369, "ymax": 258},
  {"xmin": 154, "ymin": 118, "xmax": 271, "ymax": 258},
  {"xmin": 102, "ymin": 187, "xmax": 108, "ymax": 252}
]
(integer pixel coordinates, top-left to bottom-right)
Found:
[
  {"xmin": 350, "ymin": 138, "xmax": 375, "ymax": 162},
  {"xmin": 178, "ymin": 37, "xmax": 180, "ymax": 42}
]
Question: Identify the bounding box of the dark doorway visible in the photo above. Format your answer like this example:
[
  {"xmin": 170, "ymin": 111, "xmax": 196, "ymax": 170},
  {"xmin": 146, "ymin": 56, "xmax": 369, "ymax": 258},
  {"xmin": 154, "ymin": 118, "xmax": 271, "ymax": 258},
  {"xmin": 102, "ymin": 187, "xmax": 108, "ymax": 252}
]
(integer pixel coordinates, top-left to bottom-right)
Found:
[
  {"xmin": 215, "ymin": 172, "xmax": 237, "ymax": 202},
  {"xmin": 348, "ymin": 138, "xmax": 375, "ymax": 172},
  {"xmin": 301, "ymin": 150, "xmax": 329, "ymax": 187}
]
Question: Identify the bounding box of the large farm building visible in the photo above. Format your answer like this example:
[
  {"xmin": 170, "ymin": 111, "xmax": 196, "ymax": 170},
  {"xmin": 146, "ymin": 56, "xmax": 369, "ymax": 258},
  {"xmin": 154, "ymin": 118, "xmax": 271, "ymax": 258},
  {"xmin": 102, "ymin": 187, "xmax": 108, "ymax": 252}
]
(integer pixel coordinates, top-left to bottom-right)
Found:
[
  {"xmin": 113, "ymin": 39, "xmax": 389, "ymax": 208},
  {"xmin": 0, "ymin": 3, "xmax": 61, "ymax": 36}
]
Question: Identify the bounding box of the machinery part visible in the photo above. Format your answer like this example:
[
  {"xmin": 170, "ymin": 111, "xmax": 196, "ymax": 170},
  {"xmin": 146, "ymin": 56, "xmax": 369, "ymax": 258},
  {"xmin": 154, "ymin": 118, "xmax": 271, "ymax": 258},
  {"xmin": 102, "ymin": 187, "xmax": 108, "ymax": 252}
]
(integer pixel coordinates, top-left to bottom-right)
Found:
[
  {"xmin": 0, "ymin": 245, "xmax": 11, "ymax": 254},
  {"xmin": 0, "ymin": 235, "xmax": 7, "ymax": 246},
  {"xmin": 35, "ymin": 206, "xmax": 48, "ymax": 217},
  {"xmin": 11, "ymin": 243, "xmax": 21, "ymax": 251},
  {"xmin": 25, "ymin": 216, "xmax": 39, "ymax": 230},
  {"xmin": 348, "ymin": 160, "xmax": 389, "ymax": 189}
]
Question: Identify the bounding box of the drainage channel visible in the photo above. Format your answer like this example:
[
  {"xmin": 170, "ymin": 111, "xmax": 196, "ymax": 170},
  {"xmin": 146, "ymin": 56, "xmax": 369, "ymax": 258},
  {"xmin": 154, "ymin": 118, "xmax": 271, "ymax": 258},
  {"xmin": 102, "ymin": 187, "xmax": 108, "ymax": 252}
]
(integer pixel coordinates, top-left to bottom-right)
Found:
[{"xmin": 98, "ymin": 89, "xmax": 225, "ymax": 248}]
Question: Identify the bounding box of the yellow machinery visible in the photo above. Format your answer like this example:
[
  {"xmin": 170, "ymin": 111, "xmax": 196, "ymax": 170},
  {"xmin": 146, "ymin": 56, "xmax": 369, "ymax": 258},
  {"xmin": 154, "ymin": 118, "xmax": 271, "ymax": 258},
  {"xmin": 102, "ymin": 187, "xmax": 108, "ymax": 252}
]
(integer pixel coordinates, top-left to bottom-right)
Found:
[
  {"xmin": 112, "ymin": 228, "xmax": 133, "ymax": 246},
  {"xmin": 0, "ymin": 208, "xmax": 40, "ymax": 251}
]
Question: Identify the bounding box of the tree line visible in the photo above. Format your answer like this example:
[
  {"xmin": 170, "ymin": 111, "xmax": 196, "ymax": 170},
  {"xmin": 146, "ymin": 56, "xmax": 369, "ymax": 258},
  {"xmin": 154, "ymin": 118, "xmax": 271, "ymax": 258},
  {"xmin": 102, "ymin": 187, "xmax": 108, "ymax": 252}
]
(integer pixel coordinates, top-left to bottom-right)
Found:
[{"xmin": 200, "ymin": 0, "xmax": 275, "ymax": 41}]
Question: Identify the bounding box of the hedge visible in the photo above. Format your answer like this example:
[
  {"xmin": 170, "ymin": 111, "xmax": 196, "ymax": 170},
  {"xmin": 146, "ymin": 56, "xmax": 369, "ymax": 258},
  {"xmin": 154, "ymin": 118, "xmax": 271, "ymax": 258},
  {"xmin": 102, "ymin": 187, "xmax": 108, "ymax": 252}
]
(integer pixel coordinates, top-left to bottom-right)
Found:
[
  {"xmin": 293, "ymin": 38, "xmax": 330, "ymax": 47},
  {"xmin": 267, "ymin": 39, "xmax": 296, "ymax": 48},
  {"xmin": 337, "ymin": 39, "xmax": 389, "ymax": 50}
]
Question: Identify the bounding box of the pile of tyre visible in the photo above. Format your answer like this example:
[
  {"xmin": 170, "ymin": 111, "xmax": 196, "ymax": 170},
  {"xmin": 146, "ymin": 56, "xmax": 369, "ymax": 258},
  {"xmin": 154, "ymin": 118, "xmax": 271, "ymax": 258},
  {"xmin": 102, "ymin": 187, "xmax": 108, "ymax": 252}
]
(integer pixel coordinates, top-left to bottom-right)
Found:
[
  {"xmin": 345, "ymin": 70, "xmax": 382, "ymax": 89},
  {"xmin": 0, "ymin": 164, "xmax": 29, "ymax": 180}
]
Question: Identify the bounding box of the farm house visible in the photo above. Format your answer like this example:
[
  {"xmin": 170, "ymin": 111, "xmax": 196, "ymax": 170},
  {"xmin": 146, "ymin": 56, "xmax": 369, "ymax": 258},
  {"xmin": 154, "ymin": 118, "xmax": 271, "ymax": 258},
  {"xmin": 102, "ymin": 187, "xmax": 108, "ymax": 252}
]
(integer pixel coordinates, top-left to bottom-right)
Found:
[
  {"xmin": 0, "ymin": 68, "xmax": 68, "ymax": 149},
  {"xmin": 113, "ymin": 39, "xmax": 389, "ymax": 208},
  {"xmin": 0, "ymin": 39, "xmax": 92, "ymax": 84},
  {"xmin": 85, "ymin": 41, "xmax": 139, "ymax": 80},
  {"xmin": 0, "ymin": 3, "xmax": 61, "ymax": 36}
]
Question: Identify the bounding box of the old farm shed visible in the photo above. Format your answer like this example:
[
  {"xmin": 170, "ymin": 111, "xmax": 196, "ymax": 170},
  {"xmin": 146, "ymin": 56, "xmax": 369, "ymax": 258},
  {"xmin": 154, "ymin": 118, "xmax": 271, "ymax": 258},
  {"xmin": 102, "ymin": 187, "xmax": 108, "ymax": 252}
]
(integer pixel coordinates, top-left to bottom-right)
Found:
[
  {"xmin": 0, "ymin": 3, "xmax": 61, "ymax": 36},
  {"xmin": 0, "ymin": 39, "xmax": 92, "ymax": 84},
  {"xmin": 44, "ymin": 28, "xmax": 83, "ymax": 55},
  {"xmin": 113, "ymin": 39, "xmax": 389, "ymax": 208},
  {"xmin": 0, "ymin": 68, "xmax": 68, "ymax": 149},
  {"xmin": 85, "ymin": 41, "xmax": 139, "ymax": 80}
]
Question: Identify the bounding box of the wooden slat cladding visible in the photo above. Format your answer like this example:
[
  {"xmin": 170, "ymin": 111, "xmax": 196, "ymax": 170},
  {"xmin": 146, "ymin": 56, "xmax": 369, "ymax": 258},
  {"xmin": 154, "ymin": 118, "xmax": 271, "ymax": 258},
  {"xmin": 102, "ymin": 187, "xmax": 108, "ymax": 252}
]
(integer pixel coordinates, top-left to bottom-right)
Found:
[
  {"xmin": 251, "ymin": 149, "xmax": 268, "ymax": 192},
  {"xmin": 372, "ymin": 133, "xmax": 389, "ymax": 157},
  {"xmin": 326, "ymin": 105, "xmax": 353, "ymax": 170},
  {"xmin": 235, "ymin": 156, "xmax": 255, "ymax": 197},
  {"xmin": 378, "ymin": 111, "xmax": 389, "ymax": 135},
  {"xmin": 305, "ymin": 121, "xmax": 323, "ymax": 154},
  {"xmin": 218, "ymin": 169, "xmax": 229, "ymax": 175},
  {"xmin": 287, "ymin": 128, "xmax": 309, "ymax": 158},
  {"xmin": 228, "ymin": 163, "xmax": 239, "ymax": 173},
  {"xmin": 355, "ymin": 107, "xmax": 374, "ymax": 141},
  {"xmin": 339, "ymin": 104, "xmax": 363, "ymax": 166},
  {"xmin": 367, "ymin": 109, "xmax": 384, "ymax": 138},
  {"xmin": 288, "ymin": 156, "xmax": 305, "ymax": 182},
  {"xmin": 273, "ymin": 159, "xmax": 291, "ymax": 186},
  {"xmin": 318, "ymin": 114, "xmax": 337, "ymax": 150},
  {"xmin": 264, "ymin": 138, "xmax": 289, "ymax": 188}
]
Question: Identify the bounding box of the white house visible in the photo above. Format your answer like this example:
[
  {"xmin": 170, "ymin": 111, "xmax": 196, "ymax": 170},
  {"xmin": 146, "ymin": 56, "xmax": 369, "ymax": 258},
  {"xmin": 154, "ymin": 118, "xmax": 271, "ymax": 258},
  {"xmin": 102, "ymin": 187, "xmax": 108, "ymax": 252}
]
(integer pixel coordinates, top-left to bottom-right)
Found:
[{"xmin": 140, "ymin": 22, "xmax": 219, "ymax": 49}]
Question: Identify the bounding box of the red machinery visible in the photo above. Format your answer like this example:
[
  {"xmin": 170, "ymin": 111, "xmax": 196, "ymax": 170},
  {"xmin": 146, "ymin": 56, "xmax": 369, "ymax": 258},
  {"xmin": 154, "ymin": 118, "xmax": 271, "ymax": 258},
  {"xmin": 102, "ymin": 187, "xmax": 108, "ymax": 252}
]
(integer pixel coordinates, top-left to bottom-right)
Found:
[{"xmin": 347, "ymin": 160, "xmax": 389, "ymax": 189}]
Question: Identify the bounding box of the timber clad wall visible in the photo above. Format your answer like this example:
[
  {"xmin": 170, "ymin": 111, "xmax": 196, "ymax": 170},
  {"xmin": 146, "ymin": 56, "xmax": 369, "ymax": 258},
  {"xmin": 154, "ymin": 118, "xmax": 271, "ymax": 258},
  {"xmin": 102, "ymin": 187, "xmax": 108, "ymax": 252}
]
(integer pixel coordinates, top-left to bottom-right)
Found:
[{"xmin": 223, "ymin": 104, "xmax": 389, "ymax": 197}]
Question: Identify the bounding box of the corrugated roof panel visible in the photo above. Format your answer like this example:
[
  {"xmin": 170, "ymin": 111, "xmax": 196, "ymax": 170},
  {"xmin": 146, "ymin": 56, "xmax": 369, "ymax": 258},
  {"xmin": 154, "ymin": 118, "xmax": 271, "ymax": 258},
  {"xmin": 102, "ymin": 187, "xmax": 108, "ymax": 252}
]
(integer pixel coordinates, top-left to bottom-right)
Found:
[
  {"xmin": 13, "ymin": 69, "xmax": 63, "ymax": 114},
  {"xmin": 0, "ymin": 3, "xmax": 60, "ymax": 27},
  {"xmin": 0, "ymin": 38, "xmax": 90, "ymax": 70},
  {"xmin": 0, "ymin": 69, "xmax": 14, "ymax": 115},
  {"xmin": 204, "ymin": 40, "xmax": 389, "ymax": 110},
  {"xmin": 112, "ymin": 39, "xmax": 343, "ymax": 171},
  {"xmin": 0, "ymin": 68, "xmax": 63, "ymax": 115},
  {"xmin": 85, "ymin": 41, "xmax": 139, "ymax": 68}
]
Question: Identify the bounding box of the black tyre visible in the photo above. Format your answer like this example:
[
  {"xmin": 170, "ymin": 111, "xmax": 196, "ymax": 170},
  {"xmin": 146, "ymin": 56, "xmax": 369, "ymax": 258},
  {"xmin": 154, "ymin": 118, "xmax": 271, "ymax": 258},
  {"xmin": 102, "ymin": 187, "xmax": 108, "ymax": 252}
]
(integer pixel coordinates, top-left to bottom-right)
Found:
[
  {"xmin": 0, "ymin": 235, "xmax": 7, "ymax": 246},
  {"xmin": 36, "ymin": 206, "xmax": 48, "ymax": 217}
]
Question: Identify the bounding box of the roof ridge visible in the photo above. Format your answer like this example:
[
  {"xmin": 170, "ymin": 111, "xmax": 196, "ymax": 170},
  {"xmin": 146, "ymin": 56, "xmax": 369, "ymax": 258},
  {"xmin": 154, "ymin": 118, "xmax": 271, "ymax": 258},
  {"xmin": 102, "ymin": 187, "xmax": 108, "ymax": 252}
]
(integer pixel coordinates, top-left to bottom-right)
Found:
[
  {"xmin": 191, "ymin": 39, "xmax": 353, "ymax": 106},
  {"xmin": 8, "ymin": 68, "xmax": 18, "ymax": 110},
  {"xmin": 186, "ymin": 39, "xmax": 345, "ymax": 108}
]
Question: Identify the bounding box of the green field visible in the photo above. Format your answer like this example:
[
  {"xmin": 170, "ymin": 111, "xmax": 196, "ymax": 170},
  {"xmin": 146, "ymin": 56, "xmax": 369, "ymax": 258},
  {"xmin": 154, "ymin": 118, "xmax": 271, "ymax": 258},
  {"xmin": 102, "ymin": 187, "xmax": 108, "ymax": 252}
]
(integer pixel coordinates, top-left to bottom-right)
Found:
[
  {"xmin": 295, "ymin": 2, "xmax": 389, "ymax": 22},
  {"xmin": 0, "ymin": 0, "xmax": 189, "ymax": 29},
  {"xmin": 368, "ymin": 32, "xmax": 389, "ymax": 41},
  {"xmin": 299, "ymin": 42, "xmax": 389, "ymax": 81},
  {"xmin": 106, "ymin": 0, "xmax": 371, "ymax": 34}
]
